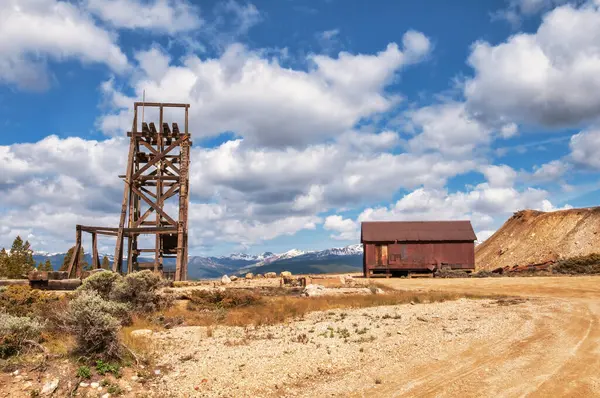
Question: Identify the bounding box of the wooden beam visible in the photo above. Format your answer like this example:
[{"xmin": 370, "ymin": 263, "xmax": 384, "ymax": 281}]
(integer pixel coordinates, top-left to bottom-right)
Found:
[
  {"xmin": 137, "ymin": 176, "xmax": 179, "ymax": 181},
  {"xmin": 131, "ymin": 136, "xmax": 185, "ymax": 180},
  {"xmin": 134, "ymin": 102, "xmax": 190, "ymax": 108},
  {"xmin": 114, "ymin": 110, "xmax": 137, "ymax": 273},
  {"xmin": 92, "ymin": 233, "xmax": 99, "ymax": 269},
  {"xmin": 79, "ymin": 225, "xmax": 178, "ymax": 234},
  {"xmin": 67, "ymin": 227, "xmax": 82, "ymax": 278},
  {"xmin": 130, "ymin": 185, "xmax": 177, "ymax": 226},
  {"xmin": 139, "ymin": 186, "xmax": 157, "ymax": 199},
  {"xmin": 155, "ymin": 105, "xmax": 163, "ymax": 274}
]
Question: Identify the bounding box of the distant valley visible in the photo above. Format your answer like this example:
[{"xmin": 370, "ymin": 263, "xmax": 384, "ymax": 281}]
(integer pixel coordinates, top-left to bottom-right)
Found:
[{"xmin": 33, "ymin": 244, "xmax": 363, "ymax": 279}]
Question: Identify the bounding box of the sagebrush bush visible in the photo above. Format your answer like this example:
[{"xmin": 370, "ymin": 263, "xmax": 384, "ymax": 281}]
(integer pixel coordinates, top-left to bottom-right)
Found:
[
  {"xmin": 110, "ymin": 270, "xmax": 167, "ymax": 313},
  {"xmin": 553, "ymin": 253, "xmax": 600, "ymax": 274},
  {"xmin": 67, "ymin": 290, "xmax": 129, "ymax": 358},
  {"xmin": 0, "ymin": 285, "xmax": 57, "ymax": 317},
  {"xmin": 77, "ymin": 271, "xmax": 122, "ymax": 300},
  {"xmin": 0, "ymin": 312, "xmax": 44, "ymax": 358}
]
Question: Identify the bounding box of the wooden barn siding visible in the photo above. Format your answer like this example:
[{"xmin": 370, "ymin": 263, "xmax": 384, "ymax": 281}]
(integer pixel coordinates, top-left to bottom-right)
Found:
[{"xmin": 364, "ymin": 242, "xmax": 474, "ymax": 270}]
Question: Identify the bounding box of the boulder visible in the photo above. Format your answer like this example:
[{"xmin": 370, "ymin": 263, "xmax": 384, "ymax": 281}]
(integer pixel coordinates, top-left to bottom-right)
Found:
[
  {"xmin": 221, "ymin": 275, "xmax": 232, "ymax": 284},
  {"xmin": 255, "ymin": 273, "xmax": 264, "ymax": 278},
  {"xmin": 130, "ymin": 329, "xmax": 153, "ymax": 338},
  {"xmin": 280, "ymin": 271, "xmax": 292, "ymax": 278},
  {"xmin": 301, "ymin": 284, "xmax": 326, "ymax": 297},
  {"xmin": 245, "ymin": 273, "xmax": 254, "ymax": 279},
  {"xmin": 230, "ymin": 275, "xmax": 238, "ymax": 281},
  {"xmin": 41, "ymin": 379, "xmax": 59, "ymax": 395},
  {"xmin": 264, "ymin": 272, "xmax": 277, "ymax": 278}
]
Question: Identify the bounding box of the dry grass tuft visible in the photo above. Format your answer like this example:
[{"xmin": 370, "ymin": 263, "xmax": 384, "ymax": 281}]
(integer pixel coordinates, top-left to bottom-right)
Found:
[{"xmin": 163, "ymin": 289, "xmax": 486, "ymax": 328}]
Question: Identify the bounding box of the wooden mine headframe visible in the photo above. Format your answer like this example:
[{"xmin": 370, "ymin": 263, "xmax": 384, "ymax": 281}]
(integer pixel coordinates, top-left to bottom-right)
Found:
[{"xmin": 67, "ymin": 102, "xmax": 192, "ymax": 281}]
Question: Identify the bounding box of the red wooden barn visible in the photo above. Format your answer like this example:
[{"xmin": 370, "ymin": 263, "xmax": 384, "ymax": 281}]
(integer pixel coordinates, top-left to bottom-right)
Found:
[{"xmin": 361, "ymin": 221, "xmax": 477, "ymax": 277}]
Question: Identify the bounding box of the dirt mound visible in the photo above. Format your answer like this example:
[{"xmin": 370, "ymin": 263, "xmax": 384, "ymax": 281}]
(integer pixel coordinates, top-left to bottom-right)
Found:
[{"xmin": 475, "ymin": 207, "xmax": 600, "ymax": 271}]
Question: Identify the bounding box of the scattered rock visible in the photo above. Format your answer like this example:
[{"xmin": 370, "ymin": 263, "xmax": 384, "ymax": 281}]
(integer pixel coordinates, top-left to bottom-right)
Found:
[
  {"xmin": 302, "ymin": 284, "xmax": 326, "ymax": 297},
  {"xmin": 131, "ymin": 376, "xmax": 139, "ymax": 382},
  {"xmin": 245, "ymin": 273, "xmax": 254, "ymax": 280},
  {"xmin": 255, "ymin": 273, "xmax": 264, "ymax": 278},
  {"xmin": 101, "ymin": 393, "xmax": 110, "ymax": 398},
  {"xmin": 265, "ymin": 272, "xmax": 277, "ymax": 278},
  {"xmin": 131, "ymin": 329, "xmax": 153, "ymax": 338},
  {"xmin": 12, "ymin": 370, "xmax": 19, "ymax": 376},
  {"xmin": 375, "ymin": 288, "xmax": 385, "ymax": 295},
  {"xmin": 90, "ymin": 382, "xmax": 100, "ymax": 389},
  {"xmin": 417, "ymin": 316, "xmax": 429, "ymax": 322},
  {"xmin": 41, "ymin": 379, "xmax": 59, "ymax": 395},
  {"xmin": 79, "ymin": 382, "xmax": 89, "ymax": 388},
  {"xmin": 221, "ymin": 275, "xmax": 232, "ymax": 284},
  {"xmin": 230, "ymin": 275, "xmax": 238, "ymax": 281},
  {"xmin": 155, "ymin": 369, "xmax": 161, "ymax": 375},
  {"xmin": 280, "ymin": 271, "xmax": 292, "ymax": 277}
]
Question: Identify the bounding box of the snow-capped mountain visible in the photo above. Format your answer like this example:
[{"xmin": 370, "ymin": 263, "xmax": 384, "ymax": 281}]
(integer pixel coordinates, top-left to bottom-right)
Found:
[
  {"xmin": 33, "ymin": 243, "xmax": 363, "ymax": 279},
  {"xmin": 309, "ymin": 244, "xmax": 363, "ymax": 257}
]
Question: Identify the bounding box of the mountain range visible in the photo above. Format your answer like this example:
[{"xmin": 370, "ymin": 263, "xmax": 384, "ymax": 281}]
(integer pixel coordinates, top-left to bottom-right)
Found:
[{"xmin": 32, "ymin": 244, "xmax": 363, "ymax": 279}]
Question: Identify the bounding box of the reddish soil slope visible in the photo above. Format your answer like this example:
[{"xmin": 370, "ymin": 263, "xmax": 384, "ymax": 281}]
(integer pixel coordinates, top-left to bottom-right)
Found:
[{"xmin": 475, "ymin": 207, "xmax": 600, "ymax": 271}]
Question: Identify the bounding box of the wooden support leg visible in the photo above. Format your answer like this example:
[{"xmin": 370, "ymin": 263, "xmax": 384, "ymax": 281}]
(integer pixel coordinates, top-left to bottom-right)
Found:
[
  {"xmin": 127, "ymin": 236, "xmax": 134, "ymax": 274},
  {"xmin": 92, "ymin": 232, "xmax": 99, "ymax": 269}
]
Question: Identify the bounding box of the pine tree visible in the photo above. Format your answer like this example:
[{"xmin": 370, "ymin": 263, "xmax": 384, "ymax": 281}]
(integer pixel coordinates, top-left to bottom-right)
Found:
[
  {"xmin": 39, "ymin": 259, "xmax": 53, "ymax": 272},
  {"xmin": 101, "ymin": 255, "xmax": 111, "ymax": 270},
  {"xmin": 0, "ymin": 248, "xmax": 8, "ymax": 277},
  {"xmin": 60, "ymin": 245, "xmax": 89, "ymax": 272},
  {"xmin": 5, "ymin": 236, "xmax": 35, "ymax": 278}
]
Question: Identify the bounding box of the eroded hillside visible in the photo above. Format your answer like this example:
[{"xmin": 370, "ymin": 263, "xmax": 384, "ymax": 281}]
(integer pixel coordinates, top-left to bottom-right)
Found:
[{"xmin": 475, "ymin": 207, "xmax": 600, "ymax": 271}]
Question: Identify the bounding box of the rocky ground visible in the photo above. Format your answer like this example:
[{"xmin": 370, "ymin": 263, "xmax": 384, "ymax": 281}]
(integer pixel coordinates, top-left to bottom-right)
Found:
[
  {"xmin": 145, "ymin": 297, "xmax": 542, "ymax": 397},
  {"xmin": 2, "ymin": 275, "xmax": 599, "ymax": 397}
]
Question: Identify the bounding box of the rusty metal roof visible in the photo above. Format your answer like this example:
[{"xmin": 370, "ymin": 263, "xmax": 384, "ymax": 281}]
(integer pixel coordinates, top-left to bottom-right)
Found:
[{"xmin": 360, "ymin": 221, "xmax": 477, "ymax": 242}]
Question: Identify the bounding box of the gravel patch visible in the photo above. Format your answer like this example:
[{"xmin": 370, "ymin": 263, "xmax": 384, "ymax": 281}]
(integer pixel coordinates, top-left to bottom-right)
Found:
[{"xmin": 145, "ymin": 297, "xmax": 539, "ymax": 397}]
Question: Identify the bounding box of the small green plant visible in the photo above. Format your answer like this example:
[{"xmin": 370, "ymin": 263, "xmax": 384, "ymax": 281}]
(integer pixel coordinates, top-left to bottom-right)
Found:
[
  {"xmin": 76, "ymin": 366, "xmax": 91, "ymax": 379},
  {"xmin": 96, "ymin": 359, "xmax": 121, "ymax": 377},
  {"xmin": 107, "ymin": 383, "xmax": 124, "ymax": 395},
  {"xmin": 336, "ymin": 328, "xmax": 350, "ymax": 338}
]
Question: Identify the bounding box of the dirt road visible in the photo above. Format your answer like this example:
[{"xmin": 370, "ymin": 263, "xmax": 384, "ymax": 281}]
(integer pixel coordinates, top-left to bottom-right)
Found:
[
  {"xmin": 142, "ymin": 276, "xmax": 600, "ymax": 398},
  {"xmin": 356, "ymin": 276, "xmax": 600, "ymax": 397}
]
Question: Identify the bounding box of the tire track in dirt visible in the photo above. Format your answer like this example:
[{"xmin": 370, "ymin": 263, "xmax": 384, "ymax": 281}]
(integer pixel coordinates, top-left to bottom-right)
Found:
[{"xmin": 364, "ymin": 277, "xmax": 600, "ymax": 397}]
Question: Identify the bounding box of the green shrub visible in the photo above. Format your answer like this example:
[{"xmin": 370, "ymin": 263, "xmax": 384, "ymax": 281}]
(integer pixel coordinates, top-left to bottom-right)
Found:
[
  {"xmin": 553, "ymin": 254, "xmax": 600, "ymax": 274},
  {"xmin": 0, "ymin": 312, "xmax": 44, "ymax": 358},
  {"xmin": 0, "ymin": 285, "xmax": 57, "ymax": 317},
  {"xmin": 110, "ymin": 270, "xmax": 167, "ymax": 312},
  {"xmin": 77, "ymin": 366, "xmax": 91, "ymax": 379},
  {"xmin": 95, "ymin": 359, "xmax": 121, "ymax": 377},
  {"xmin": 66, "ymin": 291, "xmax": 128, "ymax": 359},
  {"xmin": 77, "ymin": 271, "xmax": 122, "ymax": 300}
]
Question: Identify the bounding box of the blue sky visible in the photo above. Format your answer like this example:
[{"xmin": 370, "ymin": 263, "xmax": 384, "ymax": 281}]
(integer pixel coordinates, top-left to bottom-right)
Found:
[{"xmin": 1, "ymin": 0, "xmax": 599, "ymax": 256}]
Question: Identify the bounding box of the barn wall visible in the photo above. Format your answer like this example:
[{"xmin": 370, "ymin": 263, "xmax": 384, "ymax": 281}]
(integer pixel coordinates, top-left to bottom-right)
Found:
[{"xmin": 364, "ymin": 241, "xmax": 475, "ymax": 272}]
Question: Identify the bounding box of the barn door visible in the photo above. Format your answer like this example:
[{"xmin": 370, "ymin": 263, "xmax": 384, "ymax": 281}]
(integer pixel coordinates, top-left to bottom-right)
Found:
[{"xmin": 375, "ymin": 244, "xmax": 388, "ymax": 267}]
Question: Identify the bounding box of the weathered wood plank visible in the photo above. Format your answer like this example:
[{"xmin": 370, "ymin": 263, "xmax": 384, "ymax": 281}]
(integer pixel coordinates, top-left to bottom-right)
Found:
[
  {"xmin": 130, "ymin": 185, "xmax": 177, "ymax": 226},
  {"xmin": 131, "ymin": 136, "xmax": 185, "ymax": 180}
]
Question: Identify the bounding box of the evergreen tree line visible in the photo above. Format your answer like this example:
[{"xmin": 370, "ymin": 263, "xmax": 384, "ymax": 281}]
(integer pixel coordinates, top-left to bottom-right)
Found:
[{"xmin": 0, "ymin": 236, "xmax": 111, "ymax": 279}]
